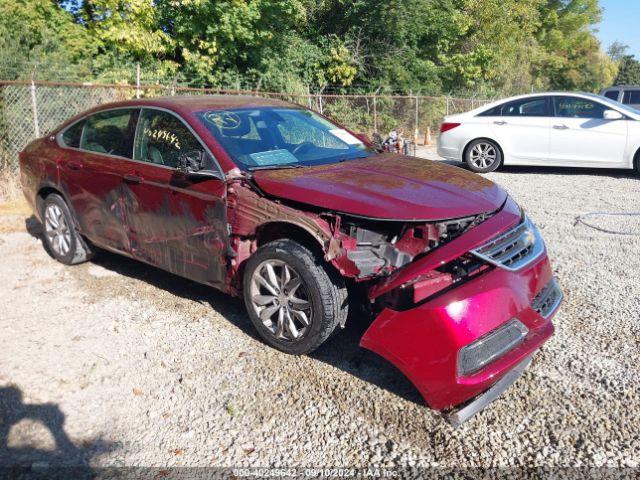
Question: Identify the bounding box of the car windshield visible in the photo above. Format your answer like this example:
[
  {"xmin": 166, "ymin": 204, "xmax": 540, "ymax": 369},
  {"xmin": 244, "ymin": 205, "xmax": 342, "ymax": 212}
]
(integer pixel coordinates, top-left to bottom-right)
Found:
[{"xmin": 196, "ymin": 107, "xmax": 374, "ymax": 170}]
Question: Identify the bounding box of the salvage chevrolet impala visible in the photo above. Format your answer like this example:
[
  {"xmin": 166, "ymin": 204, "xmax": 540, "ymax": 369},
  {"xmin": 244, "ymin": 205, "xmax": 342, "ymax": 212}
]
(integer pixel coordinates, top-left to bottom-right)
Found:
[{"xmin": 19, "ymin": 96, "xmax": 562, "ymax": 424}]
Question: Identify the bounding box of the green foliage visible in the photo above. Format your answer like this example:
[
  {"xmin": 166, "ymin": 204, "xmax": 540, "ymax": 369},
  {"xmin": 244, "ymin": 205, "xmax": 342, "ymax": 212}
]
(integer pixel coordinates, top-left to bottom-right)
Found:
[
  {"xmin": 0, "ymin": 0, "xmax": 619, "ymax": 94},
  {"xmin": 614, "ymin": 55, "xmax": 640, "ymax": 86}
]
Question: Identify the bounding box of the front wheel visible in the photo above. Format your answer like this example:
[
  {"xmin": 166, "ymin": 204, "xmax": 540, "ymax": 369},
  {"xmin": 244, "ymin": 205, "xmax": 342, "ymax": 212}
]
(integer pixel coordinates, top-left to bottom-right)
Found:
[
  {"xmin": 243, "ymin": 239, "xmax": 348, "ymax": 355},
  {"xmin": 465, "ymin": 139, "xmax": 502, "ymax": 173}
]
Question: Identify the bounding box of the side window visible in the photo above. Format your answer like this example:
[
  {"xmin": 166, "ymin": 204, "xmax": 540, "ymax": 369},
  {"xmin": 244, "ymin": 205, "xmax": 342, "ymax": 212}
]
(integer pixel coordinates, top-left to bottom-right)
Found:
[
  {"xmin": 622, "ymin": 90, "xmax": 640, "ymax": 105},
  {"xmin": 61, "ymin": 120, "xmax": 85, "ymax": 148},
  {"xmin": 502, "ymin": 97, "xmax": 549, "ymax": 117},
  {"xmin": 134, "ymin": 109, "xmax": 206, "ymax": 169},
  {"xmin": 477, "ymin": 105, "xmax": 502, "ymax": 117},
  {"xmin": 80, "ymin": 109, "xmax": 138, "ymax": 158},
  {"xmin": 553, "ymin": 96, "xmax": 607, "ymax": 119},
  {"xmin": 603, "ymin": 90, "xmax": 620, "ymax": 101}
]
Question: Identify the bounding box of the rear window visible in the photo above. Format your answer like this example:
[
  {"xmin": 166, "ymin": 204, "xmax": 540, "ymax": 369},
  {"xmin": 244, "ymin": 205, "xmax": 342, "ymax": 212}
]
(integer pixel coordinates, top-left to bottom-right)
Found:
[
  {"xmin": 61, "ymin": 120, "xmax": 84, "ymax": 148},
  {"xmin": 502, "ymin": 98, "xmax": 549, "ymax": 117},
  {"xmin": 477, "ymin": 97, "xmax": 550, "ymax": 117},
  {"xmin": 80, "ymin": 109, "xmax": 139, "ymax": 158},
  {"xmin": 603, "ymin": 90, "xmax": 620, "ymax": 101},
  {"xmin": 623, "ymin": 90, "xmax": 640, "ymax": 105},
  {"xmin": 477, "ymin": 105, "xmax": 502, "ymax": 117}
]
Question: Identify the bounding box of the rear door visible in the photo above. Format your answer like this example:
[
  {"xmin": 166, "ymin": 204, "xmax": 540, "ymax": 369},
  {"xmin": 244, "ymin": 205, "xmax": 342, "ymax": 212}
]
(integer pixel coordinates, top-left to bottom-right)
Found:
[
  {"xmin": 58, "ymin": 108, "xmax": 140, "ymax": 251},
  {"xmin": 489, "ymin": 96, "xmax": 552, "ymax": 165},
  {"xmin": 548, "ymin": 96, "xmax": 628, "ymax": 167},
  {"xmin": 124, "ymin": 108, "xmax": 229, "ymax": 287}
]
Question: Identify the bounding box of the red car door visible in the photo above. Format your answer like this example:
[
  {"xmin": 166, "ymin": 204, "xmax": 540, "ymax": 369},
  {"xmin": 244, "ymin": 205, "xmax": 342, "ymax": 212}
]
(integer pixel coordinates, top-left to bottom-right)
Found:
[
  {"xmin": 123, "ymin": 108, "xmax": 229, "ymax": 288},
  {"xmin": 57, "ymin": 108, "xmax": 140, "ymax": 252}
]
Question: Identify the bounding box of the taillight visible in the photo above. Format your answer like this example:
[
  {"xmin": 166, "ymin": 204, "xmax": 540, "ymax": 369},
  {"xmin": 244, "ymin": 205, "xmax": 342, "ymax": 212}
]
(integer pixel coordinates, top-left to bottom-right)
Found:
[{"xmin": 440, "ymin": 122, "xmax": 461, "ymax": 133}]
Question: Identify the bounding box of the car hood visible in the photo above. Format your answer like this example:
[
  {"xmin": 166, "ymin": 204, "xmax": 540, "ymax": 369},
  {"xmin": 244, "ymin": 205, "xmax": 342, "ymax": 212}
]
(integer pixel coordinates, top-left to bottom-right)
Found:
[{"xmin": 251, "ymin": 154, "xmax": 507, "ymax": 221}]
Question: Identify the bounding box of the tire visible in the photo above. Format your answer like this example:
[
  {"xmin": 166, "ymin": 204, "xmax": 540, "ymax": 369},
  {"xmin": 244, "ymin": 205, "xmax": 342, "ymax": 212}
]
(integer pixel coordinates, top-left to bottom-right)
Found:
[
  {"xmin": 634, "ymin": 150, "xmax": 640, "ymax": 176},
  {"xmin": 465, "ymin": 139, "xmax": 502, "ymax": 173},
  {"xmin": 243, "ymin": 239, "xmax": 348, "ymax": 355},
  {"xmin": 41, "ymin": 193, "xmax": 93, "ymax": 265}
]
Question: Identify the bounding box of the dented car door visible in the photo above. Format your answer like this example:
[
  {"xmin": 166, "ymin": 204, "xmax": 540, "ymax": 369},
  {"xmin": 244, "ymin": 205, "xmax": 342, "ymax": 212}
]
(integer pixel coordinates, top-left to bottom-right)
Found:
[{"xmin": 124, "ymin": 108, "xmax": 229, "ymax": 288}]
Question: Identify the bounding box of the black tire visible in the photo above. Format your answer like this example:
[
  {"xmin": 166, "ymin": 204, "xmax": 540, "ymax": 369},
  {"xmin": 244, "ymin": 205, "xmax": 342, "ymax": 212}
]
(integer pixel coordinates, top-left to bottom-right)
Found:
[
  {"xmin": 634, "ymin": 150, "xmax": 640, "ymax": 176},
  {"xmin": 243, "ymin": 239, "xmax": 348, "ymax": 355},
  {"xmin": 464, "ymin": 139, "xmax": 502, "ymax": 173},
  {"xmin": 41, "ymin": 193, "xmax": 93, "ymax": 265}
]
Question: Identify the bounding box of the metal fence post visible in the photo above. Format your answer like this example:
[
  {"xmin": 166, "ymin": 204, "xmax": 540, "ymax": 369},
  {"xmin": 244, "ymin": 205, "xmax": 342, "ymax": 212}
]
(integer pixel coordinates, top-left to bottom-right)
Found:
[
  {"xmin": 30, "ymin": 80, "xmax": 40, "ymax": 138},
  {"xmin": 136, "ymin": 63, "xmax": 141, "ymax": 99},
  {"xmin": 373, "ymin": 95, "xmax": 378, "ymax": 133},
  {"xmin": 414, "ymin": 94, "xmax": 419, "ymax": 145}
]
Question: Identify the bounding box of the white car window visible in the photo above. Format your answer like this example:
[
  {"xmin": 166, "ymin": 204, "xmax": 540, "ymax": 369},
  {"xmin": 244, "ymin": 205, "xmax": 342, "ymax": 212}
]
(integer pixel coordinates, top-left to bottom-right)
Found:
[
  {"xmin": 553, "ymin": 97, "xmax": 607, "ymax": 119},
  {"xmin": 477, "ymin": 97, "xmax": 550, "ymax": 117}
]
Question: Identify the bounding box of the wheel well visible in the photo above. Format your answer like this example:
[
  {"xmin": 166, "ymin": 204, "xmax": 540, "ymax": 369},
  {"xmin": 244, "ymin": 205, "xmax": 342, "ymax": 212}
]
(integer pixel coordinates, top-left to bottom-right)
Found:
[
  {"xmin": 255, "ymin": 222, "xmax": 325, "ymax": 258},
  {"xmin": 634, "ymin": 147, "xmax": 640, "ymax": 171},
  {"xmin": 463, "ymin": 137, "xmax": 505, "ymax": 167},
  {"xmin": 35, "ymin": 186, "xmax": 62, "ymax": 216}
]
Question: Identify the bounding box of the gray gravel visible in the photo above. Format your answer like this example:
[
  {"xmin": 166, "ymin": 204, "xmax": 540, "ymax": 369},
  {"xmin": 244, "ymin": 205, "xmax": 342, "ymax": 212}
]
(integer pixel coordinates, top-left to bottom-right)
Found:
[{"xmin": 0, "ymin": 158, "xmax": 639, "ymax": 469}]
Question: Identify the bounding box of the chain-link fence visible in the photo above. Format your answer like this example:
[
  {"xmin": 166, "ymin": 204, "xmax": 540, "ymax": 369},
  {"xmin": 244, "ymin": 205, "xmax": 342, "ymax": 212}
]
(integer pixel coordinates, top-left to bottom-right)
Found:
[{"xmin": 0, "ymin": 80, "xmax": 491, "ymax": 170}]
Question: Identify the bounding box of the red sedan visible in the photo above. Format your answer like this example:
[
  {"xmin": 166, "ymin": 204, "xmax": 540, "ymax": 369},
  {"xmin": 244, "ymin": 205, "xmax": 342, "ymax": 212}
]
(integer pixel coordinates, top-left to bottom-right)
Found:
[{"xmin": 19, "ymin": 96, "xmax": 562, "ymax": 425}]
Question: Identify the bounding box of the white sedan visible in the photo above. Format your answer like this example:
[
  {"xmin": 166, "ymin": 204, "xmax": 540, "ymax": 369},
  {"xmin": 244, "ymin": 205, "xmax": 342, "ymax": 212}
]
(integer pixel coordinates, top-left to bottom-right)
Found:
[{"xmin": 437, "ymin": 92, "xmax": 640, "ymax": 173}]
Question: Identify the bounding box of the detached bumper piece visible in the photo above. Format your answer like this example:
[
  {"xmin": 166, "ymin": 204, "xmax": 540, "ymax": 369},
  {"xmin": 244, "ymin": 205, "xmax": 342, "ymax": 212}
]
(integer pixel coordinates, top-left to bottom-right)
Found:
[{"xmin": 445, "ymin": 354, "xmax": 534, "ymax": 428}]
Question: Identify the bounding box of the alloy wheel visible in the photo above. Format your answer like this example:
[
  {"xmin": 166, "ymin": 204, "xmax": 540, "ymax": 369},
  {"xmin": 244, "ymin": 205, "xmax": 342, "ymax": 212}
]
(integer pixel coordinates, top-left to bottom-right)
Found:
[
  {"xmin": 469, "ymin": 142, "xmax": 497, "ymax": 169},
  {"xmin": 249, "ymin": 259, "xmax": 313, "ymax": 342},
  {"xmin": 44, "ymin": 203, "xmax": 72, "ymax": 257}
]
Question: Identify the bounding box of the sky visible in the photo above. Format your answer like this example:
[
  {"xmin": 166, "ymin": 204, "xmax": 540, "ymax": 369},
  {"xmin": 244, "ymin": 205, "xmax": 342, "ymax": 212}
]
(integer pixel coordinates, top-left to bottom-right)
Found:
[{"xmin": 597, "ymin": 0, "xmax": 640, "ymax": 57}]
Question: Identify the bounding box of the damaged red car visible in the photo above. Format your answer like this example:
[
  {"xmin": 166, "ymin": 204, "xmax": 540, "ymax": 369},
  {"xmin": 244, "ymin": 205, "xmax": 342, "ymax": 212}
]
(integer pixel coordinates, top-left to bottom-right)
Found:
[{"xmin": 19, "ymin": 96, "xmax": 562, "ymax": 425}]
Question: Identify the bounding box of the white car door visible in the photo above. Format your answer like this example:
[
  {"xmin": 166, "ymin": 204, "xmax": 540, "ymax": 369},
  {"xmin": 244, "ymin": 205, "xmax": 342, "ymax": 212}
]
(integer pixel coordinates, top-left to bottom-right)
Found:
[
  {"xmin": 488, "ymin": 96, "xmax": 552, "ymax": 165},
  {"xmin": 548, "ymin": 96, "xmax": 628, "ymax": 168}
]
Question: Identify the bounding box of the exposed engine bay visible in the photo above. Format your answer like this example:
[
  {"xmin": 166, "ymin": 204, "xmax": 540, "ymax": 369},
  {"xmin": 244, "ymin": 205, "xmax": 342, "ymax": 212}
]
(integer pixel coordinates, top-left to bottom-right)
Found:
[{"xmin": 340, "ymin": 212, "xmax": 493, "ymax": 278}]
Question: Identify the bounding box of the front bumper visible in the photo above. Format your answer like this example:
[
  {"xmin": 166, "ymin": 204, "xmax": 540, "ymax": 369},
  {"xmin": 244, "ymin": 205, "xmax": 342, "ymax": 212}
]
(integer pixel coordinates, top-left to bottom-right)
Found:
[
  {"xmin": 445, "ymin": 353, "xmax": 533, "ymax": 427},
  {"xmin": 360, "ymin": 204, "xmax": 561, "ymax": 416}
]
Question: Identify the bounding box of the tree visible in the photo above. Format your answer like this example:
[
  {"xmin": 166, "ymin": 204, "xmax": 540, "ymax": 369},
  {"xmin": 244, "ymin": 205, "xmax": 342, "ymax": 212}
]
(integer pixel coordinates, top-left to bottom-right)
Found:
[
  {"xmin": 0, "ymin": 0, "xmax": 96, "ymax": 80},
  {"xmin": 533, "ymin": 0, "xmax": 616, "ymax": 91},
  {"xmin": 614, "ymin": 55, "xmax": 640, "ymax": 85}
]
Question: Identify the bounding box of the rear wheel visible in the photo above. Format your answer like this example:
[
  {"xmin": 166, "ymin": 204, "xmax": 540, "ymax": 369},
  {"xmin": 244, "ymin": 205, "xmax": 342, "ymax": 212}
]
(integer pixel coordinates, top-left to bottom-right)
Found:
[
  {"xmin": 42, "ymin": 194, "xmax": 93, "ymax": 265},
  {"xmin": 243, "ymin": 239, "xmax": 348, "ymax": 355},
  {"xmin": 465, "ymin": 139, "xmax": 501, "ymax": 173}
]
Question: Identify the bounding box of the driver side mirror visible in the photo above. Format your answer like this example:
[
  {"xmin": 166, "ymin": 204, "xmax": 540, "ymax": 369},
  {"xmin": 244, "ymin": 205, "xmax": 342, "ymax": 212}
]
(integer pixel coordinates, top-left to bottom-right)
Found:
[
  {"xmin": 177, "ymin": 150, "xmax": 222, "ymax": 180},
  {"xmin": 603, "ymin": 109, "xmax": 624, "ymax": 120}
]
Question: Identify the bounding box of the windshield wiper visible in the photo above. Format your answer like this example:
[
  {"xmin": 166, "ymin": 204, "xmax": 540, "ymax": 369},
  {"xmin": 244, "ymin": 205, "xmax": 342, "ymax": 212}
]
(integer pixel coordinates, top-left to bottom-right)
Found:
[{"xmin": 247, "ymin": 164, "xmax": 305, "ymax": 171}]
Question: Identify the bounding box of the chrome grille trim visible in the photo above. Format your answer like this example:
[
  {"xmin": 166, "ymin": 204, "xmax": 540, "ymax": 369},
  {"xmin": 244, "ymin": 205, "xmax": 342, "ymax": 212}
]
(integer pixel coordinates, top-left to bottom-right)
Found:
[
  {"xmin": 471, "ymin": 217, "xmax": 545, "ymax": 271},
  {"xmin": 532, "ymin": 277, "xmax": 563, "ymax": 319}
]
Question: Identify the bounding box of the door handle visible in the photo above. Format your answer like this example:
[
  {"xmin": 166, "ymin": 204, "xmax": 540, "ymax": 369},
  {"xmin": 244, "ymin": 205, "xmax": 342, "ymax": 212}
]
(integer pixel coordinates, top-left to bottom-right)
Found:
[
  {"xmin": 493, "ymin": 121, "xmax": 507, "ymax": 125},
  {"xmin": 123, "ymin": 173, "xmax": 143, "ymax": 184},
  {"xmin": 67, "ymin": 161, "xmax": 83, "ymax": 171},
  {"xmin": 553, "ymin": 124, "xmax": 569, "ymax": 130}
]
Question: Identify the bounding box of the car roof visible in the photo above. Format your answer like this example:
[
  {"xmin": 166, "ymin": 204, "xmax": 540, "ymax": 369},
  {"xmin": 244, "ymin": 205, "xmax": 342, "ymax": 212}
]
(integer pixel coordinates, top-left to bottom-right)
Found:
[
  {"xmin": 95, "ymin": 94, "xmax": 296, "ymax": 112},
  {"xmin": 458, "ymin": 91, "xmax": 640, "ymax": 119}
]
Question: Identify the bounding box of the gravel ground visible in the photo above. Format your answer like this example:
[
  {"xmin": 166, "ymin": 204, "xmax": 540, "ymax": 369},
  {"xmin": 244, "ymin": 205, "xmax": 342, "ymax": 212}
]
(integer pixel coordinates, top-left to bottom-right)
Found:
[{"xmin": 0, "ymin": 157, "xmax": 639, "ymax": 471}]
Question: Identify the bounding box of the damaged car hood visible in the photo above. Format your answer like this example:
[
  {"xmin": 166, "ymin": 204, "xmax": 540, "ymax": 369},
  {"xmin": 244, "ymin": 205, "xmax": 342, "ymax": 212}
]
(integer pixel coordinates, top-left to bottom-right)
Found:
[{"xmin": 252, "ymin": 154, "xmax": 507, "ymax": 220}]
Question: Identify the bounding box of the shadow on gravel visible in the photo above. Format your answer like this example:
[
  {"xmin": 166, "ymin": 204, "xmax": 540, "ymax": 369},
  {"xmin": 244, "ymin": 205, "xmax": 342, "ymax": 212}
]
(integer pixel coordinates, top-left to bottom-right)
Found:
[
  {"xmin": 88, "ymin": 248, "xmax": 427, "ymax": 407},
  {"xmin": 24, "ymin": 215, "xmax": 428, "ymax": 409},
  {"xmin": 440, "ymin": 160, "xmax": 637, "ymax": 178},
  {"xmin": 0, "ymin": 385, "xmax": 113, "ymax": 478}
]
